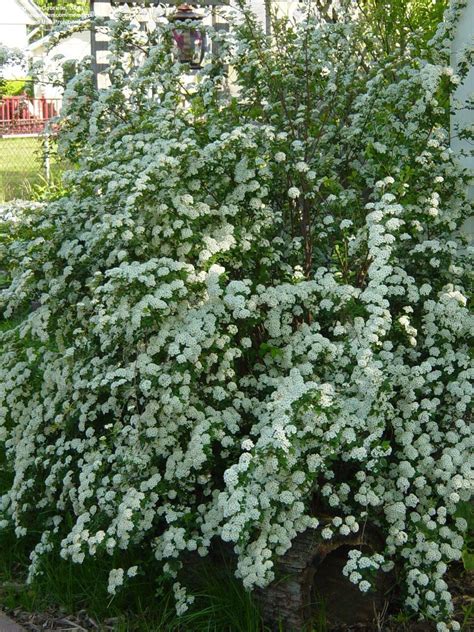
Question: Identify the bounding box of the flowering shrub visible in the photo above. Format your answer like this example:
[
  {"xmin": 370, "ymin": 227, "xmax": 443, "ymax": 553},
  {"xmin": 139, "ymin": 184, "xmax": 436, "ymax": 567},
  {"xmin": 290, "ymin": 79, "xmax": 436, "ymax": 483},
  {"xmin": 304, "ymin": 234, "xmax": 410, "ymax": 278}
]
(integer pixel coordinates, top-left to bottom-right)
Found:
[{"xmin": 0, "ymin": 1, "xmax": 472, "ymax": 628}]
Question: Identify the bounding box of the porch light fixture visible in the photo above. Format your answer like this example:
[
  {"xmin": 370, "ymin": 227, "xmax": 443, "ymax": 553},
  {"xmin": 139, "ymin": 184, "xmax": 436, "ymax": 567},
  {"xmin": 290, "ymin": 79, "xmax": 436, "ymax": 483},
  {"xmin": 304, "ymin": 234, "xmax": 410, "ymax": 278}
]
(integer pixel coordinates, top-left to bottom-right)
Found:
[{"xmin": 169, "ymin": 3, "xmax": 205, "ymax": 68}]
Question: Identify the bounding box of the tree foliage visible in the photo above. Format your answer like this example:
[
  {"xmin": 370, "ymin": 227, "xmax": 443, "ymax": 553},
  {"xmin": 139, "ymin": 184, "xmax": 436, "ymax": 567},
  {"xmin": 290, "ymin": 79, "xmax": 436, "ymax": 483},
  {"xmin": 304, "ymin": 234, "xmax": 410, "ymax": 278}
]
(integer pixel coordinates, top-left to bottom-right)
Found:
[
  {"xmin": 357, "ymin": 0, "xmax": 449, "ymax": 54},
  {"xmin": 35, "ymin": 0, "xmax": 89, "ymax": 22}
]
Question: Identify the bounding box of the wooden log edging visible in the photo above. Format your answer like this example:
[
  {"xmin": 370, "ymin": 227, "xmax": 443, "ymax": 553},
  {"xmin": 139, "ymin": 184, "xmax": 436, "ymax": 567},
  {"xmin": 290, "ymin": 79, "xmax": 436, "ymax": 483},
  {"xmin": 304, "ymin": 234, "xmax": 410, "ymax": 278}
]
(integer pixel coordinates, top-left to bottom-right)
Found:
[{"xmin": 256, "ymin": 526, "xmax": 383, "ymax": 632}]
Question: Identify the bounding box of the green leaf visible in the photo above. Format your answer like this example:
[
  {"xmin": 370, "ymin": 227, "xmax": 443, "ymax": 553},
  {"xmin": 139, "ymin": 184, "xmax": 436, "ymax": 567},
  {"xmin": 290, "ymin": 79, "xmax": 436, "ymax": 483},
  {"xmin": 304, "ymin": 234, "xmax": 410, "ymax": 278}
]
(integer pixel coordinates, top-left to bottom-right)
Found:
[
  {"xmin": 258, "ymin": 342, "xmax": 283, "ymax": 359},
  {"xmin": 462, "ymin": 551, "xmax": 474, "ymax": 571}
]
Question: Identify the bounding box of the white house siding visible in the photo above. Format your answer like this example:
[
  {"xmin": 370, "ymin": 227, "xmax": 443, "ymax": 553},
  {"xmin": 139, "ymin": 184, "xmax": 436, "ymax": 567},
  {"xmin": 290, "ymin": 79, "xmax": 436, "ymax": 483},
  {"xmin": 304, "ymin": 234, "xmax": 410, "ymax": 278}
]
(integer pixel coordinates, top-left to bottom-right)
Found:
[
  {"xmin": 0, "ymin": 22, "xmax": 28, "ymax": 51},
  {"xmin": 246, "ymin": 1, "xmax": 303, "ymax": 29},
  {"xmin": 451, "ymin": 0, "xmax": 474, "ymax": 200},
  {"xmin": 1, "ymin": 0, "xmax": 33, "ymax": 49},
  {"xmin": 0, "ymin": 0, "xmax": 50, "ymax": 78},
  {"xmin": 1, "ymin": 0, "xmax": 33, "ymax": 78},
  {"xmin": 247, "ymin": 0, "xmax": 269, "ymax": 30},
  {"xmin": 30, "ymin": 30, "xmax": 92, "ymax": 99},
  {"xmin": 0, "ymin": 24, "xmax": 28, "ymax": 78}
]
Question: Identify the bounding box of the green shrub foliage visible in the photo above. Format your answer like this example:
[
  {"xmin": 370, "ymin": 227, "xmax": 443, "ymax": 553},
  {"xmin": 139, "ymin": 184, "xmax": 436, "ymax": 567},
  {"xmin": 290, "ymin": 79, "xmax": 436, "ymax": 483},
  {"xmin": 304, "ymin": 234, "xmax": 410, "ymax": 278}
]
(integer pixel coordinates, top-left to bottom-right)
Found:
[
  {"xmin": 0, "ymin": 79, "xmax": 33, "ymax": 97},
  {"xmin": 0, "ymin": 2, "xmax": 472, "ymax": 628}
]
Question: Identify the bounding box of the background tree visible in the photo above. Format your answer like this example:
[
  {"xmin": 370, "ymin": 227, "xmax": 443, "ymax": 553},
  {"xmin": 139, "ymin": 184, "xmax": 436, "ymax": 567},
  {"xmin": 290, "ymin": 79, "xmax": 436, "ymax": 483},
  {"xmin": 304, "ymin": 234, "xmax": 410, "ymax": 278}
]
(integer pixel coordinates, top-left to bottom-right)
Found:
[
  {"xmin": 35, "ymin": 0, "xmax": 89, "ymax": 22},
  {"xmin": 357, "ymin": 0, "xmax": 448, "ymax": 54}
]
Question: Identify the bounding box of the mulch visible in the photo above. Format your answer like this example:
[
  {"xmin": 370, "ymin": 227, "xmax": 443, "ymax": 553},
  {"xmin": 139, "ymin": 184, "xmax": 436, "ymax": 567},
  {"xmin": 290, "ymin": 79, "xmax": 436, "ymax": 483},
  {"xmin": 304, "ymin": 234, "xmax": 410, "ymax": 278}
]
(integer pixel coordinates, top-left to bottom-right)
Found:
[{"xmin": 3, "ymin": 609, "xmax": 118, "ymax": 631}]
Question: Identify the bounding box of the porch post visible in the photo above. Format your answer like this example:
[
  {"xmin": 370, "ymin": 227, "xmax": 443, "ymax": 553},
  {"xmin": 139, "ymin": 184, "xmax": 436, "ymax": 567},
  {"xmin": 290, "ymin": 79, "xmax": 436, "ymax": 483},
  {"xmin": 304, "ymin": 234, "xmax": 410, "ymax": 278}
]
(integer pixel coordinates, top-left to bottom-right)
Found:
[
  {"xmin": 90, "ymin": 0, "xmax": 112, "ymax": 89},
  {"xmin": 451, "ymin": 0, "xmax": 474, "ymax": 209}
]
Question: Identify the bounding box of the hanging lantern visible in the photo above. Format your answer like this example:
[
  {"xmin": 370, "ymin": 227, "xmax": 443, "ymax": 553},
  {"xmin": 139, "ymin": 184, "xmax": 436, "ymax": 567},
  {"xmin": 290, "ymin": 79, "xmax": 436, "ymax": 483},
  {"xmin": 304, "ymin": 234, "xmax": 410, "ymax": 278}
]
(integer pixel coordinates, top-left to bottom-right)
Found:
[{"xmin": 169, "ymin": 4, "xmax": 205, "ymax": 69}]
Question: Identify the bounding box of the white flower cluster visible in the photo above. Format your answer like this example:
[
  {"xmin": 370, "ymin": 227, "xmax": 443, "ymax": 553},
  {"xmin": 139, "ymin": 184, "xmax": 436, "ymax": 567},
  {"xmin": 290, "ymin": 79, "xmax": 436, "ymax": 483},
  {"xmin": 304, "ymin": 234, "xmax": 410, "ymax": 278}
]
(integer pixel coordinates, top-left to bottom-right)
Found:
[{"xmin": 0, "ymin": 3, "xmax": 472, "ymax": 628}]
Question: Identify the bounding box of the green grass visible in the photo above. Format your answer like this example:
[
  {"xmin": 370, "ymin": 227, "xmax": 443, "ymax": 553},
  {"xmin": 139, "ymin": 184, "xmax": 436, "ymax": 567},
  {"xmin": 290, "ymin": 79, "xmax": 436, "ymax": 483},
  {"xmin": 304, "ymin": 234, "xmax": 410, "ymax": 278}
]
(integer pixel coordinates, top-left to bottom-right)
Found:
[
  {"xmin": 0, "ymin": 136, "xmax": 47, "ymax": 202},
  {"xmin": 0, "ymin": 537, "xmax": 271, "ymax": 632}
]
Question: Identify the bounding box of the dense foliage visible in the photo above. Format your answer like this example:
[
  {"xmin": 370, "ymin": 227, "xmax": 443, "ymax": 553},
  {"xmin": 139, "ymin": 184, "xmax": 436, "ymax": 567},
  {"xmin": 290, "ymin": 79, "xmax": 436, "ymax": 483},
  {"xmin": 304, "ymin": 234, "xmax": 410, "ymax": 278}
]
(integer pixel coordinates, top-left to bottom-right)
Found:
[
  {"xmin": 0, "ymin": 1, "xmax": 472, "ymax": 629},
  {"xmin": 35, "ymin": 0, "xmax": 89, "ymax": 22},
  {"xmin": 0, "ymin": 79, "xmax": 33, "ymax": 97},
  {"xmin": 357, "ymin": 0, "xmax": 448, "ymax": 54}
]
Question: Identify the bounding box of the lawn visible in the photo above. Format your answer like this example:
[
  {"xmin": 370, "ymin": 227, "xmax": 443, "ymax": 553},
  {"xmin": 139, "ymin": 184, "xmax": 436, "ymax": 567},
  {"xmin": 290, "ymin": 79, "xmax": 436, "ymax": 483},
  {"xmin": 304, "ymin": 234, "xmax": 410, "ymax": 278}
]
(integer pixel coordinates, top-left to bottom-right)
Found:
[{"xmin": 0, "ymin": 136, "xmax": 47, "ymax": 202}]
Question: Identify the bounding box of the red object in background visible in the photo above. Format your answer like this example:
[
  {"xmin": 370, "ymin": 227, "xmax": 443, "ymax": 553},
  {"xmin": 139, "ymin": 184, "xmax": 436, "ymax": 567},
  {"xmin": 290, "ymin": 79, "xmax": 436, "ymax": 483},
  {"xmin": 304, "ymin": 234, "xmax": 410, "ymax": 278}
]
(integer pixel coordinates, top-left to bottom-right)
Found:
[{"xmin": 0, "ymin": 95, "xmax": 61, "ymax": 135}]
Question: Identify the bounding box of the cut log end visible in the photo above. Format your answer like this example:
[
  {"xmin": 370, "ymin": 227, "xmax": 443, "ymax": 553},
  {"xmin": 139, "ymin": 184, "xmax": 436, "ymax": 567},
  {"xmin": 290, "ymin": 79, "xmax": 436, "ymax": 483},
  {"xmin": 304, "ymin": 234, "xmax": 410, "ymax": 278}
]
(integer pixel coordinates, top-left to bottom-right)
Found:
[{"xmin": 257, "ymin": 527, "xmax": 392, "ymax": 631}]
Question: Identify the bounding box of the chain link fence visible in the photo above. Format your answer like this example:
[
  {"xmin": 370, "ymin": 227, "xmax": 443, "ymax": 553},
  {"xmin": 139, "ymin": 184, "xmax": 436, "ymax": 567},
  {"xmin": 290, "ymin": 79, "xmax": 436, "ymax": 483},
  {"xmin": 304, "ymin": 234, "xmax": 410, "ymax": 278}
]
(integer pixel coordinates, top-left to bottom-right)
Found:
[
  {"xmin": 0, "ymin": 94, "xmax": 61, "ymax": 202},
  {"xmin": 0, "ymin": 134, "xmax": 54, "ymax": 202}
]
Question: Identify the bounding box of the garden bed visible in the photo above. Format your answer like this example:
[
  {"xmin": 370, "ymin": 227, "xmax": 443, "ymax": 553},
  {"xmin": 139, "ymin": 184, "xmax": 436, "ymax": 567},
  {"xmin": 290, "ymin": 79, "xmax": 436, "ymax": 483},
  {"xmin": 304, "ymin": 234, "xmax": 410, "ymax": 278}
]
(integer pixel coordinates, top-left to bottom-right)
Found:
[{"xmin": 2, "ymin": 564, "xmax": 472, "ymax": 631}]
